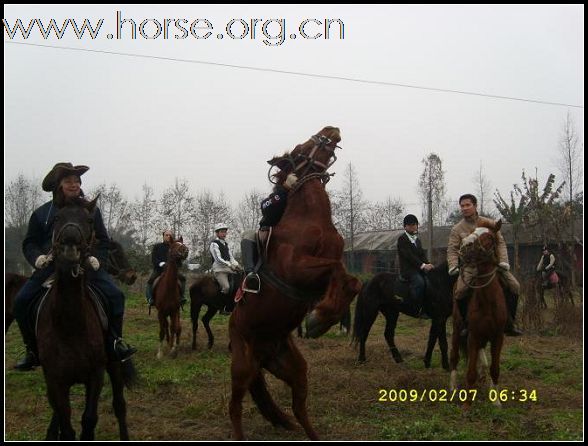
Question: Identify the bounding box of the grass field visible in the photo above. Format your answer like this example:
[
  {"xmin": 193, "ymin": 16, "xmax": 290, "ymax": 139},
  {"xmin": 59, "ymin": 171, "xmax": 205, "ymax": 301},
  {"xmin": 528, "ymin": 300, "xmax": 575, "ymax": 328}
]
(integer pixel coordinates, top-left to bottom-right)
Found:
[{"xmin": 4, "ymin": 283, "xmax": 584, "ymax": 441}]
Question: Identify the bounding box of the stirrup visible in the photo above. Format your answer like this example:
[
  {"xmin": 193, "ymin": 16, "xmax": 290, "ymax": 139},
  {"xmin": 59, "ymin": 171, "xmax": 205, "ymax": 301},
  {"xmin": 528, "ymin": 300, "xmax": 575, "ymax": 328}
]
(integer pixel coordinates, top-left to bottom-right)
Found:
[
  {"xmin": 113, "ymin": 338, "xmax": 137, "ymax": 362},
  {"xmin": 242, "ymin": 273, "xmax": 260, "ymax": 294}
]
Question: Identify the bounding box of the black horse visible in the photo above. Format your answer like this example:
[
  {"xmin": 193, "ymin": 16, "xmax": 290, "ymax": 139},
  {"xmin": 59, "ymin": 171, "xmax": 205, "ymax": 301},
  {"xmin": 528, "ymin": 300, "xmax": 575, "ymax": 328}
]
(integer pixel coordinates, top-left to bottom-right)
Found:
[
  {"xmin": 189, "ymin": 272, "xmax": 244, "ymax": 350},
  {"xmin": 353, "ymin": 262, "xmax": 456, "ymax": 369}
]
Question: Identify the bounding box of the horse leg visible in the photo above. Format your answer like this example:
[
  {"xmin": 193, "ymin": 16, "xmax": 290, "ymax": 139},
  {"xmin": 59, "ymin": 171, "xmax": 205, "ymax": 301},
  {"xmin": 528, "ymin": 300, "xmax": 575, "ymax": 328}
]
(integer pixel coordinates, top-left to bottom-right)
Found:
[
  {"xmin": 170, "ymin": 310, "xmax": 181, "ymax": 358},
  {"xmin": 463, "ymin": 338, "xmax": 481, "ymax": 412},
  {"xmin": 383, "ymin": 309, "xmax": 402, "ymax": 363},
  {"xmin": 354, "ymin": 296, "xmax": 379, "ymax": 363},
  {"xmin": 80, "ymin": 370, "xmax": 105, "ymax": 440},
  {"xmin": 489, "ymin": 336, "xmax": 504, "ymax": 408},
  {"xmin": 46, "ymin": 413, "xmax": 59, "ymax": 440},
  {"xmin": 249, "ymin": 370, "xmax": 296, "ymax": 430},
  {"xmin": 265, "ymin": 337, "xmax": 319, "ymax": 440},
  {"xmin": 191, "ymin": 301, "xmax": 203, "ymax": 350},
  {"xmin": 201, "ymin": 306, "xmax": 218, "ymax": 349},
  {"xmin": 45, "ymin": 380, "xmax": 76, "ymax": 440},
  {"xmin": 449, "ymin": 315, "xmax": 461, "ymax": 392},
  {"xmin": 229, "ymin": 335, "xmax": 258, "ymax": 440},
  {"xmin": 157, "ymin": 313, "xmax": 168, "ymax": 359},
  {"xmin": 438, "ymin": 317, "xmax": 450, "ymax": 370},
  {"xmin": 107, "ymin": 361, "xmax": 130, "ymax": 440}
]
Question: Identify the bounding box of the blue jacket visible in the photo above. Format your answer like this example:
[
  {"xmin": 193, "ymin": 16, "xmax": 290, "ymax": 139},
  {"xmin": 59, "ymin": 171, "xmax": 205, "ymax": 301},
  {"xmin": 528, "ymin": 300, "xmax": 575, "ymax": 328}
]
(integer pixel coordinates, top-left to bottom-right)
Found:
[{"xmin": 22, "ymin": 200, "xmax": 110, "ymax": 269}]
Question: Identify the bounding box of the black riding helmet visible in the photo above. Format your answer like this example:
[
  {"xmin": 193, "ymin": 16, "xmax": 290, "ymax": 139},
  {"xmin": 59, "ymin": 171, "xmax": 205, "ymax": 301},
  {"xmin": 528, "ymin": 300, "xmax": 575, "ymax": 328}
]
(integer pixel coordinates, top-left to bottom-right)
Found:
[{"xmin": 403, "ymin": 214, "xmax": 419, "ymax": 226}]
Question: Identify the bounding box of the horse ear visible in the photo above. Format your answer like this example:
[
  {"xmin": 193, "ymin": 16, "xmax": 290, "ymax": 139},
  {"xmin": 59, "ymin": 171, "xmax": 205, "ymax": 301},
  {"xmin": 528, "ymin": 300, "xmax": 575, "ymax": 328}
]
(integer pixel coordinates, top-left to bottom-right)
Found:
[
  {"xmin": 87, "ymin": 194, "xmax": 100, "ymax": 214},
  {"xmin": 178, "ymin": 235, "xmax": 183, "ymax": 243},
  {"xmin": 495, "ymin": 219, "xmax": 502, "ymax": 232}
]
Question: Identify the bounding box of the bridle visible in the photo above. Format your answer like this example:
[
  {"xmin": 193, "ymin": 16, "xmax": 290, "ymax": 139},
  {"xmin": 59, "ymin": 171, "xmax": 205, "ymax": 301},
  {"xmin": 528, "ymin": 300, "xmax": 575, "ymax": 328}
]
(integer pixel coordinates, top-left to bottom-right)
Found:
[
  {"xmin": 459, "ymin": 230, "xmax": 498, "ymax": 289},
  {"xmin": 267, "ymin": 133, "xmax": 341, "ymax": 185},
  {"xmin": 52, "ymin": 221, "xmax": 94, "ymax": 277}
]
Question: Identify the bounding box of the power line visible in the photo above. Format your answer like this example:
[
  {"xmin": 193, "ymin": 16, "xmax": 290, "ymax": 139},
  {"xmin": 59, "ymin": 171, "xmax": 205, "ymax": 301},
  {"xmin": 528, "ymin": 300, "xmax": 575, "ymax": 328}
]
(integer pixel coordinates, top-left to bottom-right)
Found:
[{"xmin": 5, "ymin": 40, "xmax": 584, "ymax": 109}]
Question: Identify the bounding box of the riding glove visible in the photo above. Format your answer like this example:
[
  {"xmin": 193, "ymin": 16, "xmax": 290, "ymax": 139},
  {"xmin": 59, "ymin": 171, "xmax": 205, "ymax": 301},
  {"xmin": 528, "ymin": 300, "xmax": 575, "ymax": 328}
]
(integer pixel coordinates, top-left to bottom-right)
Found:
[
  {"xmin": 498, "ymin": 262, "xmax": 510, "ymax": 271},
  {"xmin": 35, "ymin": 254, "xmax": 53, "ymax": 269},
  {"xmin": 87, "ymin": 256, "xmax": 100, "ymax": 271}
]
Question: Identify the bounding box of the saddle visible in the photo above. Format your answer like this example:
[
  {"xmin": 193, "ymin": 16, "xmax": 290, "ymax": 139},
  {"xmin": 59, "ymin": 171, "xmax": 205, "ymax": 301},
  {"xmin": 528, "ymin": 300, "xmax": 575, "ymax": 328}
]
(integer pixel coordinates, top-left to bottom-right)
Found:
[
  {"xmin": 28, "ymin": 276, "xmax": 109, "ymax": 338},
  {"xmin": 390, "ymin": 277, "xmax": 428, "ymax": 318}
]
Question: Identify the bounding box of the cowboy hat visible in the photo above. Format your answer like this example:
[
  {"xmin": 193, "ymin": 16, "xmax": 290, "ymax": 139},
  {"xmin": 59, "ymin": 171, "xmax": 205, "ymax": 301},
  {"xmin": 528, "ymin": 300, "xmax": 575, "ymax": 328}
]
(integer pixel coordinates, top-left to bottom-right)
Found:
[{"xmin": 42, "ymin": 162, "xmax": 89, "ymax": 192}]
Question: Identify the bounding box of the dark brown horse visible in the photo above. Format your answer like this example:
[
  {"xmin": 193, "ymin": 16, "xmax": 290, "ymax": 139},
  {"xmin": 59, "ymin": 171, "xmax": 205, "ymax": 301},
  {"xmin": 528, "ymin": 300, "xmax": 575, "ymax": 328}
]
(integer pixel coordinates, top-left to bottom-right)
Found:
[
  {"xmin": 153, "ymin": 237, "xmax": 189, "ymax": 359},
  {"xmin": 189, "ymin": 271, "xmax": 243, "ymax": 350},
  {"xmin": 104, "ymin": 239, "xmax": 137, "ymax": 286},
  {"xmin": 37, "ymin": 197, "xmax": 134, "ymax": 440},
  {"xmin": 449, "ymin": 220, "xmax": 506, "ymax": 411},
  {"xmin": 352, "ymin": 262, "xmax": 456, "ymax": 369},
  {"xmin": 228, "ymin": 126, "xmax": 362, "ymax": 440},
  {"xmin": 5, "ymin": 241, "xmax": 135, "ymax": 333}
]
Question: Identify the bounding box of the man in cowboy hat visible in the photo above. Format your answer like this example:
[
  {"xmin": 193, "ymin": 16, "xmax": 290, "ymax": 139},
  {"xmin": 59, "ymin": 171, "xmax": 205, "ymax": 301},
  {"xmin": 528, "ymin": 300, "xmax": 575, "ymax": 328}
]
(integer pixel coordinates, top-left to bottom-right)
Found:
[
  {"xmin": 145, "ymin": 229, "xmax": 187, "ymax": 306},
  {"xmin": 12, "ymin": 162, "xmax": 137, "ymax": 371}
]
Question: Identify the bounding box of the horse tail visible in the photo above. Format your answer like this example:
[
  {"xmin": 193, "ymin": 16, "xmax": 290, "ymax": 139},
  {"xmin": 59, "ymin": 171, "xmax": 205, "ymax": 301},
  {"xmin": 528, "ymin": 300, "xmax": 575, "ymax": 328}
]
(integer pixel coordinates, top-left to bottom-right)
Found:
[
  {"xmin": 352, "ymin": 277, "xmax": 378, "ymax": 347},
  {"xmin": 121, "ymin": 358, "xmax": 138, "ymax": 389}
]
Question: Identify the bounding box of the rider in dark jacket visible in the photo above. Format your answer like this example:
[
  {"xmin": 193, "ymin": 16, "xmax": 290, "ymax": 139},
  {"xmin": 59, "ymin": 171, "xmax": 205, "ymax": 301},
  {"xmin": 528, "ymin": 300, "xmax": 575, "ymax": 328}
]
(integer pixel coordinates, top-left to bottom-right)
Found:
[{"xmin": 13, "ymin": 162, "xmax": 136, "ymax": 371}]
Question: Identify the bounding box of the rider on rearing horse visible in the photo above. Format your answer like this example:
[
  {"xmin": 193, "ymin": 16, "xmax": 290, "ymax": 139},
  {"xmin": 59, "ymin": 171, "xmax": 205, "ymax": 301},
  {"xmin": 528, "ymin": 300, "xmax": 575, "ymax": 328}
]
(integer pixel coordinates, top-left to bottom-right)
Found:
[
  {"xmin": 13, "ymin": 162, "xmax": 137, "ymax": 371},
  {"xmin": 397, "ymin": 214, "xmax": 434, "ymax": 318},
  {"xmin": 241, "ymin": 171, "xmax": 298, "ymax": 292}
]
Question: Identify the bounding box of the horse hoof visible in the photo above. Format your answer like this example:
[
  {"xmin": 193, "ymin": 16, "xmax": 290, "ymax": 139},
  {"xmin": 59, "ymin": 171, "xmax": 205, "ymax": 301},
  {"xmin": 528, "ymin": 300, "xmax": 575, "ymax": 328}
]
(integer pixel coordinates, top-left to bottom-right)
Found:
[
  {"xmin": 156, "ymin": 351, "xmax": 163, "ymax": 360},
  {"xmin": 170, "ymin": 349, "xmax": 178, "ymax": 359}
]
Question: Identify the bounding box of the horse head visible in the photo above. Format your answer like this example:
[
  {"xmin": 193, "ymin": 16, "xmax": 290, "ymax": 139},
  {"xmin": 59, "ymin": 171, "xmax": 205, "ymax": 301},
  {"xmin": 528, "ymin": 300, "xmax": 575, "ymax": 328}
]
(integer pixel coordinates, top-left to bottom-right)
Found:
[
  {"xmin": 106, "ymin": 240, "xmax": 138, "ymax": 285},
  {"xmin": 169, "ymin": 238, "xmax": 189, "ymax": 265},
  {"xmin": 52, "ymin": 197, "xmax": 98, "ymax": 275},
  {"xmin": 459, "ymin": 220, "xmax": 501, "ymax": 267},
  {"xmin": 267, "ymin": 126, "xmax": 341, "ymax": 184}
]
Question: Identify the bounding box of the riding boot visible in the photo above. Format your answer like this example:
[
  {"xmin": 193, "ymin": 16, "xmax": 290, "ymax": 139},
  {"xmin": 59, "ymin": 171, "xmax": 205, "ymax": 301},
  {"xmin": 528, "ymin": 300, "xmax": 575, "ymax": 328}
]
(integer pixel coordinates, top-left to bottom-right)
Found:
[
  {"xmin": 14, "ymin": 319, "xmax": 40, "ymax": 371},
  {"xmin": 241, "ymin": 238, "xmax": 260, "ymax": 293},
  {"xmin": 108, "ymin": 314, "xmax": 137, "ymax": 362},
  {"xmin": 457, "ymin": 296, "xmax": 469, "ymax": 337},
  {"xmin": 179, "ymin": 278, "xmax": 187, "ymax": 306},
  {"xmin": 504, "ymin": 291, "xmax": 523, "ymax": 337},
  {"xmin": 146, "ymin": 283, "xmax": 154, "ymax": 306}
]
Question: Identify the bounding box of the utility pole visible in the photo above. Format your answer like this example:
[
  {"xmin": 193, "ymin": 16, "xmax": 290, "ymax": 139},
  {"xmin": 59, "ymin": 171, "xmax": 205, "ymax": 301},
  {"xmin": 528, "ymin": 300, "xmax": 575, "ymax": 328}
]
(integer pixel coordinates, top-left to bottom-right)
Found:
[{"xmin": 427, "ymin": 174, "xmax": 434, "ymax": 262}]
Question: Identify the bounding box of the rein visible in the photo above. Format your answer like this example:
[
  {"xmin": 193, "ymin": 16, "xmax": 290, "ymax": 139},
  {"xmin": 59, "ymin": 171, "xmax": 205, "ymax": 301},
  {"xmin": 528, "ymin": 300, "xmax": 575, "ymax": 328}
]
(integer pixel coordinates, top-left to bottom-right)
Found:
[
  {"xmin": 267, "ymin": 133, "xmax": 340, "ymax": 185},
  {"xmin": 461, "ymin": 267, "xmax": 498, "ymax": 289},
  {"xmin": 289, "ymin": 172, "xmax": 334, "ymax": 194}
]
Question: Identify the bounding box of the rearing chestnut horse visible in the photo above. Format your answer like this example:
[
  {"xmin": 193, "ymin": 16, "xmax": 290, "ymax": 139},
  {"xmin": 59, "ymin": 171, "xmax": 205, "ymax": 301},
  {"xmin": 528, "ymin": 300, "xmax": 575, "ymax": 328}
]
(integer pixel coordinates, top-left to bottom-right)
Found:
[
  {"xmin": 229, "ymin": 126, "xmax": 362, "ymax": 440},
  {"xmin": 153, "ymin": 236, "xmax": 188, "ymax": 359},
  {"xmin": 449, "ymin": 220, "xmax": 506, "ymax": 411}
]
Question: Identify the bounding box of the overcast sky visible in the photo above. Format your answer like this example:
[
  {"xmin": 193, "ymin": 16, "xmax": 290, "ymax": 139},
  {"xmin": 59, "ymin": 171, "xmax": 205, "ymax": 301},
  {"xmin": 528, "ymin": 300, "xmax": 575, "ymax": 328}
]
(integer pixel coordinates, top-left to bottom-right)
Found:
[{"xmin": 4, "ymin": 4, "xmax": 584, "ymax": 222}]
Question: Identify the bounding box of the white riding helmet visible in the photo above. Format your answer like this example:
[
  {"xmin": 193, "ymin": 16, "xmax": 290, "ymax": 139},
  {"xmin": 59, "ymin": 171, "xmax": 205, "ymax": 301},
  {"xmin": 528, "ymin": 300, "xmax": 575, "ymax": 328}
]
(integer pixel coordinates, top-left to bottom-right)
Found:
[{"xmin": 214, "ymin": 223, "xmax": 229, "ymax": 232}]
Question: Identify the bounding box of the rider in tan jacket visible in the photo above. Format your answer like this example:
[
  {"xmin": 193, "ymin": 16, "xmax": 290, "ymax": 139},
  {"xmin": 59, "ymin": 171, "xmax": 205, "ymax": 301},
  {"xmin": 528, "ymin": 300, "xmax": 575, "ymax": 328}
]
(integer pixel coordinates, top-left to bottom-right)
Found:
[{"xmin": 447, "ymin": 194, "xmax": 523, "ymax": 336}]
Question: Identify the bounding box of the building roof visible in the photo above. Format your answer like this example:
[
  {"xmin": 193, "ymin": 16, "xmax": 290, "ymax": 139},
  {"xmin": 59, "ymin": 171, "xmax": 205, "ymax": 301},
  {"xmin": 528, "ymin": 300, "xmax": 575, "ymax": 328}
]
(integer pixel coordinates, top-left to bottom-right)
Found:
[{"xmin": 345, "ymin": 219, "xmax": 583, "ymax": 252}]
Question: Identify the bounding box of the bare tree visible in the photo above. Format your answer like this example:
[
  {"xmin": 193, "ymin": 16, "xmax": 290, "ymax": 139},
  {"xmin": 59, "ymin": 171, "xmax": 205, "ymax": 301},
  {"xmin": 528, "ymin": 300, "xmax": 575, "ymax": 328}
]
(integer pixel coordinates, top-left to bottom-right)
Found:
[
  {"xmin": 5, "ymin": 173, "xmax": 43, "ymax": 232},
  {"xmin": 557, "ymin": 111, "xmax": 583, "ymax": 204},
  {"xmin": 90, "ymin": 183, "xmax": 131, "ymax": 238},
  {"xmin": 159, "ymin": 178, "xmax": 196, "ymax": 240},
  {"xmin": 473, "ymin": 161, "xmax": 494, "ymax": 217},
  {"xmin": 557, "ymin": 112, "xmax": 583, "ymax": 287},
  {"xmin": 418, "ymin": 153, "xmax": 448, "ymax": 227},
  {"xmin": 331, "ymin": 163, "xmax": 366, "ymax": 270},
  {"xmin": 130, "ymin": 183, "xmax": 158, "ymax": 255},
  {"xmin": 5, "ymin": 174, "xmax": 44, "ymax": 273},
  {"xmin": 364, "ymin": 197, "xmax": 404, "ymax": 231},
  {"xmin": 189, "ymin": 190, "xmax": 233, "ymax": 269},
  {"xmin": 235, "ymin": 189, "xmax": 264, "ymax": 234}
]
